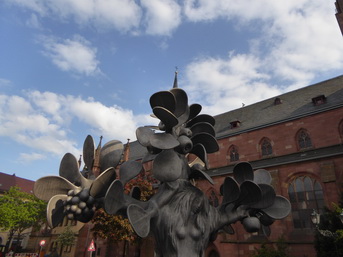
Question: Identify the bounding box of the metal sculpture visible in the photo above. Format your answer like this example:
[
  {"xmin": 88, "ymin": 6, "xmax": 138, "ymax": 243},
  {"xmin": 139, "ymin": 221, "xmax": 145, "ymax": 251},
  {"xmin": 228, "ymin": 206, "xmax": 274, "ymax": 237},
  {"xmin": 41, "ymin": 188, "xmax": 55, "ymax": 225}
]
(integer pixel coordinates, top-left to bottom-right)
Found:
[{"xmin": 33, "ymin": 76, "xmax": 291, "ymax": 257}]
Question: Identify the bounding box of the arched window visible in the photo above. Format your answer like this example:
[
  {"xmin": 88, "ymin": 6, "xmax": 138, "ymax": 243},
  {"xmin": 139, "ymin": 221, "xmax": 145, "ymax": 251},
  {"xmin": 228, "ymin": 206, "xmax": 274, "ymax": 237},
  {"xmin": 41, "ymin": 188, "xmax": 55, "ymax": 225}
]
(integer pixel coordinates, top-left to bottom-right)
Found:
[
  {"xmin": 228, "ymin": 145, "xmax": 239, "ymax": 162},
  {"xmin": 297, "ymin": 129, "xmax": 312, "ymax": 149},
  {"xmin": 288, "ymin": 176, "xmax": 324, "ymax": 229},
  {"xmin": 261, "ymin": 138, "xmax": 273, "ymax": 157}
]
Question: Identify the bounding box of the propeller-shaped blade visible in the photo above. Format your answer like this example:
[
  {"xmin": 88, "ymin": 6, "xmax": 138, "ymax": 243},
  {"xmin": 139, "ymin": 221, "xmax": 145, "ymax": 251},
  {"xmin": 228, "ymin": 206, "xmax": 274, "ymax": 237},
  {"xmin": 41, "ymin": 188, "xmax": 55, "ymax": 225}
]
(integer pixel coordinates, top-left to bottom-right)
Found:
[
  {"xmin": 127, "ymin": 204, "xmax": 152, "ymax": 238},
  {"xmin": 189, "ymin": 143, "xmax": 208, "ymax": 167},
  {"xmin": 262, "ymin": 225, "xmax": 271, "ymax": 237},
  {"xmin": 83, "ymin": 135, "xmax": 95, "ymax": 171},
  {"xmin": 119, "ymin": 160, "xmax": 143, "ymax": 185},
  {"xmin": 170, "ymin": 88, "xmax": 188, "ymax": 117},
  {"xmin": 187, "ymin": 114, "xmax": 215, "ymax": 127},
  {"xmin": 150, "ymin": 133, "xmax": 180, "ymax": 150},
  {"xmin": 191, "ymin": 133, "xmax": 219, "ymax": 153},
  {"xmin": 189, "ymin": 164, "xmax": 214, "ymax": 184},
  {"xmin": 47, "ymin": 194, "xmax": 68, "ymax": 228},
  {"xmin": 150, "ymin": 91, "xmax": 176, "ymax": 113},
  {"xmin": 233, "ymin": 162, "xmax": 254, "ymax": 185},
  {"xmin": 136, "ymin": 127, "xmax": 154, "ymax": 147},
  {"xmin": 262, "ymin": 196, "xmax": 291, "ymax": 220},
  {"xmin": 104, "ymin": 180, "xmax": 126, "ymax": 215},
  {"xmin": 34, "ymin": 176, "xmax": 79, "ymax": 201},
  {"xmin": 152, "ymin": 149, "xmax": 182, "ymax": 182},
  {"xmin": 250, "ymin": 184, "xmax": 276, "ymax": 209},
  {"xmin": 100, "ymin": 140, "xmax": 124, "ymax": 173},
  {"xmin": 153, "ymin": 106, "xmax": 178, "ymax": 130},
  {"xmin": 89, "ymin": 167, "xmax": 116, "ymax": 198},
  {"xmin": 254, "ymin": 169, "xmax": 272, "ymax": 185},
  {"xmin": 188, "ymin": 104, "xmax": 202, "ymax": 121},
  {"xmin": 190, "ymin": 122, "xmax": 215, "ymax": 137},
  {"xmin": 59, "ymin": 153, "xmax": 91, "ymax": 188},
  {"xmin": 221, "ymin": 177, "xmax": 240, "ymax": 205},
  {"xmin": 235, "ymin": 181, "xmax": 262, "ymax": 207}
]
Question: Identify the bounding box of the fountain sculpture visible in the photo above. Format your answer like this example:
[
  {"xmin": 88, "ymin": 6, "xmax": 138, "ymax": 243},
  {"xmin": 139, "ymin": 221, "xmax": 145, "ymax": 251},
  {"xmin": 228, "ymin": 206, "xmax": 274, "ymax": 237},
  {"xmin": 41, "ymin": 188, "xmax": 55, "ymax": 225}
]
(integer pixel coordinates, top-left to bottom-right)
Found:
[{"xmin": 34, "ymin": 76, "xmax": 291, "ymax": 257}]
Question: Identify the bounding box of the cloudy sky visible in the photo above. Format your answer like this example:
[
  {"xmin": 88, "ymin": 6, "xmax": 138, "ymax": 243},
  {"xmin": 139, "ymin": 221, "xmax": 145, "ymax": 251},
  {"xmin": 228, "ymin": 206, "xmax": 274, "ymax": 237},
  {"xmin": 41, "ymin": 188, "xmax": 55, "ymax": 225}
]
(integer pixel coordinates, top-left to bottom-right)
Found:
[{"xmin": 1, "ymin": 0, "xmax": 343, "ymax": 181}]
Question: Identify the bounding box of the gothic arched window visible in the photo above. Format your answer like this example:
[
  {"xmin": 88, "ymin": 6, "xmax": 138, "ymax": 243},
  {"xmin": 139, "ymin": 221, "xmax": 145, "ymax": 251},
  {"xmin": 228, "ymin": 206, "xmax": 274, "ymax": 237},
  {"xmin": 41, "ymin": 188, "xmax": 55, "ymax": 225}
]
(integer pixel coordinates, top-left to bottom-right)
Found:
[
  {"xmin": 261, "ymin": 138, "xmax": 273, "ymax": 157},
  {"xmin": 228, "ymin": 145, "xmax": 239, "ymax": 162},
  {"xmin": 288, "ymin": 176, "xmax": 324, "ymax": 229},
  {"xmin": 297, "ymin": 129, "xmax": 312, "ymax": 149}
]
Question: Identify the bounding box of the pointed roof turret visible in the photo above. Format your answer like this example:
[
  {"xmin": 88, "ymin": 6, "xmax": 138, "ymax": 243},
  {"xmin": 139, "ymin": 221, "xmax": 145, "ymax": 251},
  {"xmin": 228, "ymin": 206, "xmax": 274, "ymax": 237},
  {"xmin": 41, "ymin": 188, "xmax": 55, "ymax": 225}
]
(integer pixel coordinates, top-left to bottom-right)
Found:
[{"xmin": 173, "ymin": 69, "xmax": 178, "ymax": 88}]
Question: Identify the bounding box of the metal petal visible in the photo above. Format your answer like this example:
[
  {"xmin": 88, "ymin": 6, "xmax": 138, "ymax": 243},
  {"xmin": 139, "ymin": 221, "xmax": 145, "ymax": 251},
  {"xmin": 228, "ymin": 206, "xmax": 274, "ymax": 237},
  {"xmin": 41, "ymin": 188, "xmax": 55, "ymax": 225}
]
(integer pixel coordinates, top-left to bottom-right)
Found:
[
  {"xmin": 150, "ymin": 133, "xmax": 180, "ymax": 150},
  {"xmin": 222, "ymin": 224, "xmax": 235, "ymax": 235},
  {"xmin": 100, "ymin": 140, "xmax": 124, "ymax": 173},
  {"xmin": 262, "ymin": 225, "xmax": 271, "ymax": 237},
  {"xmin": 170, "ymin": 88, "xmax": 188, "ymax": 117},
  {"xmin": 189, "ymin": 165, "xmax": 214, "ymax": 184},
  {"xmin": 47, "ymin": 194, "xmax": 68, "ymax": 228},
  {"xmin": 119, "ymin": 160, "xmax": 143, "ymax": 185},
  {"xmin": 191, "ymin": 133, "xmax": 219, "ymax": 153},
  {"xmin": 262, "ymin": 195, "xmax": 291, "ymax": 220},
  {"xmin": 153, "ymin": 106, "xmax": 178, "ymax": 130},
  {"xmin": 83, "ymin": 135, "xmax": 95, "ymax": 171},
  {"xmin": 190, "ymin": 122, "xmax": 215, "ymax": 137},
  {"xmin": 188, "ymin": 104, "xmax": 202, "ymax": 121},
  {"xmin": 89, "ymin": 167, "xmax": 116, "ymax": 198},
  {"xmin": 189, "ymin": 143, "xmax": 208, "ymax": 167},
  {"xmin": 150, "ymin": 91, "xmax": 176, "ymax": 113},
  {"xmin": 59, "ymin": 153, "xmax": 91, "ymax": 187},
  {"xmin": 221, "ymin": 177, "xmax": 240, "ymax": 205},
  {"xmin": 187, "ymin": 114, "xmax": 215, "ymax": 127},
  {"xmin": 253, "ymin": 169, "xmax": 272, "ymax": 185},
  {"xmin": 152, "ymin": 149, "xmax": 182, "ymax": 182},
  {"xmin": 104, "ymin": 180, "xmax": 126, "ymax": 215},
  {"xmin": 250, "ymin": 184, "xmax": 276, "ymax": 209},
  {"xmin": 34, "ymin": 176, "xmax": 78, "ymax": 201},
  {"xmin": 235, "ymin": 181, "xmax": 262, "ymax": 207},
  {"xmin": 233, "ymin": 162, "xmax": 254, "ymax": 184},
  {"xmin": 127, "ymin": 204, "xmax": 151, "ymax": 238},
  {"xmin": 136, "ymin": 127, "xmax": 154, "ymax": 147}
]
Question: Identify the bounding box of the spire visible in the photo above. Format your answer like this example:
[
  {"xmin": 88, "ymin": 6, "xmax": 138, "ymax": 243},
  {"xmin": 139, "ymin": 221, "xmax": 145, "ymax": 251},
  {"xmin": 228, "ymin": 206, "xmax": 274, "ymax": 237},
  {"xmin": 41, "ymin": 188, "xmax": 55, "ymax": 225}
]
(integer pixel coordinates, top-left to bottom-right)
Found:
[
  {"xmin": 92, "ymin": 136, "xmax": 103, "ymax": 177},
  {"xmin": 173, "ymin": 68, "xmax": 178, "ymax": 88},
  {"xmin": 123, "ymin": 138, "xmax": 131, "ymax": 162}
]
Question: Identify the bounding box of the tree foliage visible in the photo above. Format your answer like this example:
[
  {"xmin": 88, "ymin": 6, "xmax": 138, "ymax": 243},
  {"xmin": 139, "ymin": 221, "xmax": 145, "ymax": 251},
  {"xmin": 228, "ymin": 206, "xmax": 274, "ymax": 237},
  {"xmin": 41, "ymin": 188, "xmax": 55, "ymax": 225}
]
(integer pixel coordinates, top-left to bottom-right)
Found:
[
  {"xmin": 0, "ymin": 186, "xmax": 47, "ymax": 252},
  {"xmin": 57, "ymin": 226, "xmax": 76, "ymax": 247},
  {"xmin": 314, "ymin": 199, "xmax": 343, "ymax": 257}
]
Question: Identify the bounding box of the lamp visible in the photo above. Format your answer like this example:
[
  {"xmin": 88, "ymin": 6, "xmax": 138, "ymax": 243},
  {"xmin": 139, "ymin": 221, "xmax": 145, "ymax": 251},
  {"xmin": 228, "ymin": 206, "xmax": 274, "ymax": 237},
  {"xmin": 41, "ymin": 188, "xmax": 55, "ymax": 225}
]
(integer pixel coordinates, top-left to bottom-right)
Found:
[{"xmin": 311, "ymin": 209, "xmax": 320, "ymax": 226}]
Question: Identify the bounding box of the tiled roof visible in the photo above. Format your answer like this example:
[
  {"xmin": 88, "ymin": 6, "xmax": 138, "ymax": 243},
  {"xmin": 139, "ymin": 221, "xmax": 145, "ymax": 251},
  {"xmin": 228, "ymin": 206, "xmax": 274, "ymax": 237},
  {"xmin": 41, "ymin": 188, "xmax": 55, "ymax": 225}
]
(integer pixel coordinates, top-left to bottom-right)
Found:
[
  {"xmin": 0, "ymin": 172, "xmax": 35, "ymax": 194},
  {"xmin": 214, "ymin": 75, "xmax": 343, "ymax": 138}
]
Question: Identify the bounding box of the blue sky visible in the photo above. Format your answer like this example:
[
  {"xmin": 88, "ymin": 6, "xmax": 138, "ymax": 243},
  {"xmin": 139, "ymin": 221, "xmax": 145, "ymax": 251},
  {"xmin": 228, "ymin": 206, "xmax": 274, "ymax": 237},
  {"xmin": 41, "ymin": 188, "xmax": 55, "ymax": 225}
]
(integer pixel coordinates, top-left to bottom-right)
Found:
[{"xmin": 1, "ymin": 0, "xmax": 343, "ymax": 181}]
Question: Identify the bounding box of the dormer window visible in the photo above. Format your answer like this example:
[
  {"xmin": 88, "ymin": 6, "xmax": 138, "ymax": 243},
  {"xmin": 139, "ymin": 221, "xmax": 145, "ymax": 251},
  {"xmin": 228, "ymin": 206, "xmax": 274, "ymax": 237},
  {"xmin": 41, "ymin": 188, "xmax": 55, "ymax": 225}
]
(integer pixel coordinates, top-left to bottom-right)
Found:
[
  {"xmin": 312, "ymin": 95, "xmax": 326, "ymax": 106},
  {"xmin": 230, "ymin": 120, "xmax": 241, "ymax": 129},
  {"xmin": 274, "ymin": 97, "xmax": 282, "ymax": 105}
]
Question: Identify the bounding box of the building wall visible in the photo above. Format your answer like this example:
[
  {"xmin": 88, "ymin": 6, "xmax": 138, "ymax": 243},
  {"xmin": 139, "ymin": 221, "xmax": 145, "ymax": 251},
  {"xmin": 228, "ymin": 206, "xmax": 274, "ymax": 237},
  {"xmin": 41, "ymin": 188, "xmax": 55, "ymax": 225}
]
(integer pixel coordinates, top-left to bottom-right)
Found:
[{"xmin": 197, "ymin": 104, "xmax": 343, "ymax": 257}]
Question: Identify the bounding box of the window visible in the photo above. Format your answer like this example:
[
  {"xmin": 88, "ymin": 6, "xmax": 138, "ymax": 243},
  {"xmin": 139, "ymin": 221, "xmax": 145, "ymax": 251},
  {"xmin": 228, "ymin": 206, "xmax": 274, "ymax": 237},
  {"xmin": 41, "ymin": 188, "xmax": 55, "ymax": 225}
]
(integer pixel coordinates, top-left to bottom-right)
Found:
[
  {"xmin": 228, "ymin": 145, "xmax": 239, "ymax": 162},
  {"xmin": 274, "ymin": 97, "xmax": 282, "ymax": 105},
  {"xmin": 230, "ymin": 120, "xmax": 241, "ymax": 129},
  {"xmin": 339, "ymin": 120, "xmax": 343, "ymax": 140},
  {"xmin": 288, "ymin": 176, "xmax": 324, "ymax": 229},
  {"xmin": 297, "ymin": 129, "xmax": 312, "ymax": 149},
  {"xmin": 261, "ymin": 138, "xmax": 273, "ymax": 156},
  {"xmin": 312, "ymin": 95, "xmax": 326, "ymax": 105}
]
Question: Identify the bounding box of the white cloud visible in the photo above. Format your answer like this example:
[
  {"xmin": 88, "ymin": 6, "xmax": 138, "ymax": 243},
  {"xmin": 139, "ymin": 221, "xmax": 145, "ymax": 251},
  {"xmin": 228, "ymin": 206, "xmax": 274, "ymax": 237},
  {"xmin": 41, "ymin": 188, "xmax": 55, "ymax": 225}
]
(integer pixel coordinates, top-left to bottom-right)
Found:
[
  {"xmin": 141, "ymin": 0, "xmax": 181, "ymax": 36},
  {"xmin": 40, "ymin": 35, "xmax": 101, "ymax": 76},
  {"xmin": 0, "ymin": 91, "xmax": 153, "ymax": 162},
  {"xmin": 19, "ymin": 152, "xmax": 46, "ymax": 162}
]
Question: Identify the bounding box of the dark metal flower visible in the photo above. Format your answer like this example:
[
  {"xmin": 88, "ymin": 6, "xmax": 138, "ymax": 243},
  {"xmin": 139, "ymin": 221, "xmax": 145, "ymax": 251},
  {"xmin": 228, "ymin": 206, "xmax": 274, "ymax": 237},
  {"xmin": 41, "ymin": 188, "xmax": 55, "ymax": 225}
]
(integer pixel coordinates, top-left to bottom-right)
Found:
[{"xmin": 34, "ymin": 136, "xmax": 123, "ymax": 228}]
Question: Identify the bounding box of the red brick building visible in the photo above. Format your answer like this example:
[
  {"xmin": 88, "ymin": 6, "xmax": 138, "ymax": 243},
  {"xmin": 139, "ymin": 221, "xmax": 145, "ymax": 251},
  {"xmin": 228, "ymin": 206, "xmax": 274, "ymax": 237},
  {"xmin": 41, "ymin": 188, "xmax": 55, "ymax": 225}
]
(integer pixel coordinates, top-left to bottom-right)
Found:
[{"xmin": 194, "ymin": 75, "xmax": 343, "ymax": 257}]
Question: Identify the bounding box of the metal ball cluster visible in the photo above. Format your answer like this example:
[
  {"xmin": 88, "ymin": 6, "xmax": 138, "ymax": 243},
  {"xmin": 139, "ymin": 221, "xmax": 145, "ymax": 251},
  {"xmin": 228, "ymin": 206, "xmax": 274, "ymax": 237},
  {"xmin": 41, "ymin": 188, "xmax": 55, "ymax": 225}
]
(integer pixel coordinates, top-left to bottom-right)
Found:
[{"xmin": 65, "ymin": 188, "xmax": 96, "ymax": 221}]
